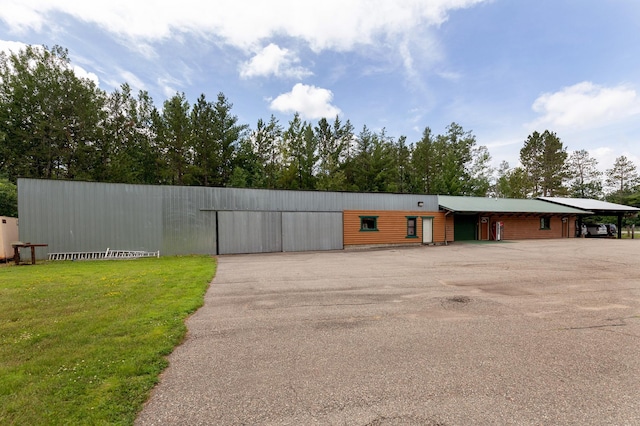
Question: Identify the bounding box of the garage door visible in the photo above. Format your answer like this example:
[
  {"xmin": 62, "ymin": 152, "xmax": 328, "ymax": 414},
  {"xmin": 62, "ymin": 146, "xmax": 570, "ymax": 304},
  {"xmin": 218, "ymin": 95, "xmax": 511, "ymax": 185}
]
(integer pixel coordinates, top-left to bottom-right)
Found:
[
  {"xmin": 282, "ymin": 212, "xmax": 343, "ymax": 252},
  {"xmin": 218, "ymin": 211, "xmax": 282, "ymax": 254},
  {"xmin": 454, "ymin": 214, "xmax": 477, "ymax": 241}
]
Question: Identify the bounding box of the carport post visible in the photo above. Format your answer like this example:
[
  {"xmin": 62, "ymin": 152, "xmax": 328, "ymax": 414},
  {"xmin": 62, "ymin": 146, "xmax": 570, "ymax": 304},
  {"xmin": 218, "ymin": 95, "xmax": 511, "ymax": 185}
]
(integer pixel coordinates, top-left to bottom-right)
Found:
[{"xmin": 617, "ymin": 214, "xmax": 623, "ymax": 239}]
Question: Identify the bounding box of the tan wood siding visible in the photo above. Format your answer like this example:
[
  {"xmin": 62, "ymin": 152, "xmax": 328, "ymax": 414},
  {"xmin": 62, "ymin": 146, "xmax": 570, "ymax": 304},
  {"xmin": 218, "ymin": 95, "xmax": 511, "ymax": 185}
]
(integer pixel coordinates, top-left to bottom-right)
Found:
[
  {"xmin": 344, "ymin": 210, "xmax": 447, "ymax": 246},
  {"xmin": 444, "ymin": 215, "xmax": 454, "ymax": 243}
]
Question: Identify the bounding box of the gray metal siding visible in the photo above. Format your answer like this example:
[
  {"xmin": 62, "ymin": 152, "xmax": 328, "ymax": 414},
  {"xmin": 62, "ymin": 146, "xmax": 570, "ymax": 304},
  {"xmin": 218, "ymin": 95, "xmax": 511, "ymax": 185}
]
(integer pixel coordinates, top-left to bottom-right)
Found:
[
  {"xmin": 282, "ymin": 212, "xmax": 343, "ymax": 252},
  {"xmin": 18, "ymin": 179, "xmax": 439, "ymax": 257},
  {"xmin": 199, "ymin": 187, "xmax": 439, "ymax": 212},
  {"xmin": 161, "ymin": 186, "xmax": 216, "ymax": 256},
  {"xmin": 18, "ymin": 179, "xmax": 163, "ymax": 255},
  {"xmin": 218, "ymin": 211, "xmax": 282, "ymax": 254}
]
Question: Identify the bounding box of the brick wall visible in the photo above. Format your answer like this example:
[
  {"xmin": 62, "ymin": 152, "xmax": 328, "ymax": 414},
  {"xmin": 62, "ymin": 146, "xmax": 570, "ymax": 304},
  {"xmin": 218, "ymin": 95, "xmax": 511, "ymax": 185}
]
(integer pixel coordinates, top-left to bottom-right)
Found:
[{"xmin": 482, "ymin": 214, "xmax": 577, "ymax": 240}]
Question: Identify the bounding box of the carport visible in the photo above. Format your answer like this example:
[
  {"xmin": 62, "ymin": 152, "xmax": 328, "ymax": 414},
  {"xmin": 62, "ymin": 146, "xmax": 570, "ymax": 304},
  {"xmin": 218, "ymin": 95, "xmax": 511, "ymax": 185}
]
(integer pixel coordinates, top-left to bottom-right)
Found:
[{"xmin": 538, "ymin": 197, "xmax": 640, "ymax": 239}]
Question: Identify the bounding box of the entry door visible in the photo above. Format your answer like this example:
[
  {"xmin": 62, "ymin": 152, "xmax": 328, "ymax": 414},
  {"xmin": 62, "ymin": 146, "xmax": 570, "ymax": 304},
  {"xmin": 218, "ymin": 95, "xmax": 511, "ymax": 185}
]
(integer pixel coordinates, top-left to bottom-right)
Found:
[
  {"xmin": 480, "ymin": 217, "xmax": 489, "ymax": 240},
  {"xmin": 422, "ymin": 217, "xmax": 433, "ymax": 244}
]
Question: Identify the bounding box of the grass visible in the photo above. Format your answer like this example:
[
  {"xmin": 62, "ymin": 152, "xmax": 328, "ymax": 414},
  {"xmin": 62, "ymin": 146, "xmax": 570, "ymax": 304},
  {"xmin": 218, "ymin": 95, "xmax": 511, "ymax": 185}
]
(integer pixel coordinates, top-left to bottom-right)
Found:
[
  {"xmin": 619, "ymin": 232, "xmax": 640, "ymax": 239},
  {"xmin": 0, "ymin": 256, "xmax": 216, "ymax": 425}
]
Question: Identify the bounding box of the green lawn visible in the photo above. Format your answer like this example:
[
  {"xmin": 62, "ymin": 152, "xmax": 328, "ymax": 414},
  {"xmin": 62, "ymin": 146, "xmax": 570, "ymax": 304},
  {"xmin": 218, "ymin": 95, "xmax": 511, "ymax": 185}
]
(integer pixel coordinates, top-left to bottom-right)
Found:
[{"xmin": 0, "ymin": 256, "xmax": 216, "ymax": 425}]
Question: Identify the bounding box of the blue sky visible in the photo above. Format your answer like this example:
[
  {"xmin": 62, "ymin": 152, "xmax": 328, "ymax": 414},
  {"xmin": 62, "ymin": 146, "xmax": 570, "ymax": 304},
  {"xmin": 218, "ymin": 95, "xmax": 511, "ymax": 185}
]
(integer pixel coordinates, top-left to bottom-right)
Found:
[{"xmin": 1, "ymin": 0, "xmax": 639, "ymax": 174}]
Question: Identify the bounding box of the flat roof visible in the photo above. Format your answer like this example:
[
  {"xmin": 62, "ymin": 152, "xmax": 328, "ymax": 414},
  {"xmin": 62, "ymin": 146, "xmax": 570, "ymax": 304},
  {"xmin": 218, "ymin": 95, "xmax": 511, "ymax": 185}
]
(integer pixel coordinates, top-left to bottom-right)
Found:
[
  {"xmin": 438, "ymin": 196, "xmax": 590, "ymax": 214},
  {"xmin": 538, "ymin": 197, "xmax": 640, "ymax": 213}
]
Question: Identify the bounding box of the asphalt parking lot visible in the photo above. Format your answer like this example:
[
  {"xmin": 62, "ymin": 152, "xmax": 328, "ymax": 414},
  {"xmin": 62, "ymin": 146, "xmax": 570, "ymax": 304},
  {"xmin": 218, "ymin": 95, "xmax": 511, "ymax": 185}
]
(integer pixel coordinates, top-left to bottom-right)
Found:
[{"xmin": 137, "ymin": 239, "xmax": 640, "ymax": 425}]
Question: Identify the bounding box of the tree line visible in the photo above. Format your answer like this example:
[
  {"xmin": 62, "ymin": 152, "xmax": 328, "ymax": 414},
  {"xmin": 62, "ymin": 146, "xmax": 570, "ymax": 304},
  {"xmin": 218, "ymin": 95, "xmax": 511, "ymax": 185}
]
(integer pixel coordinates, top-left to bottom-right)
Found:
[{"xmin": 1, "ymin": 45, "xmax": 639, "ymax": 216}]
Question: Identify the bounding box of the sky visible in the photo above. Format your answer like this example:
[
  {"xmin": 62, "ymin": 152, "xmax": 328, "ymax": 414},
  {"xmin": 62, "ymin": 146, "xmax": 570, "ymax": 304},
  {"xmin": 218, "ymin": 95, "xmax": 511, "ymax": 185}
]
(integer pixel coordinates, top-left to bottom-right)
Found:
[{"xmin": 1, "ymin": 0, "xmax": 639, "ymax": 174}]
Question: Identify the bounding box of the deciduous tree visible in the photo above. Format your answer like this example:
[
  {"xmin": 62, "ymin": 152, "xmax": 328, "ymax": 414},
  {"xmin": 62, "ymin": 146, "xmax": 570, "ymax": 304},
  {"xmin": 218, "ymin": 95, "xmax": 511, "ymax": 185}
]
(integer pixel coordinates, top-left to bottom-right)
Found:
[
  {"xmin": 0, "ymin": 45, "xmax": 106, "ymax": 181},
  {"xmin": 0, "ymin": 178, "xmax": 17, "ymax": 217}
]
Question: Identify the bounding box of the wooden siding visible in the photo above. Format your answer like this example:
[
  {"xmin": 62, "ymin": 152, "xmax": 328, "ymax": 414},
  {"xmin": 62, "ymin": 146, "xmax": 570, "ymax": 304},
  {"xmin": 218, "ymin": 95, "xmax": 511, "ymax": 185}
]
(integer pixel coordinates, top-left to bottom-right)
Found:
[
  {"xmin": 476, "ymin": 214, "xmax": 578, "ymax": 240},
  {"xmin": 344, "ymin": 210, "xmax": 448, "ymax": 247},
  {"xmin": 444, "ymin": 214, "xmax": 454, "ymax": 242}
]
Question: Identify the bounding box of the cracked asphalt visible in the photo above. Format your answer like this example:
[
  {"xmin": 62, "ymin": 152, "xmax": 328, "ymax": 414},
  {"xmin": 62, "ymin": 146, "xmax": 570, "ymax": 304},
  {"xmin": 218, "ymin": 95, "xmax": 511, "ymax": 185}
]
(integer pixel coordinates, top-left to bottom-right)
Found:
[{"xmin": 136, "ymin": 239, "xmax": 640, "ymax": 425}]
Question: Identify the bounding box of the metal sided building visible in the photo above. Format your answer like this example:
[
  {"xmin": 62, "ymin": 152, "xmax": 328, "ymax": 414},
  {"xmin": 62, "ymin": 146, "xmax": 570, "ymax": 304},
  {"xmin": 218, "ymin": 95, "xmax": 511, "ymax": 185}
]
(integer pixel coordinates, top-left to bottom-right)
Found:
[{"xmin": 17, "ymin": 178, "xmax": 443, "ymax": 257}]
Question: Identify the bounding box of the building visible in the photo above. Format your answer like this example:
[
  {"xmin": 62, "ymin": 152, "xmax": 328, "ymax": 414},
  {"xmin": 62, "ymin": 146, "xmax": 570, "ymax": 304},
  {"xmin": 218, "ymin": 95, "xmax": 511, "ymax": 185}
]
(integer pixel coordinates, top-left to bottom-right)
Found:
[
  {"xmin": 18, "ymin": 179, "xmax": 441, "ymax": 256},
  {"xmin": 17, "ymin": 178, "xmax": 633, "ymax": 259},
  {"xmin": 439, "ymin": 196, "xmax": 587, "ymax": 241},
  {"xmin": 538, "ymin": 197, "xmax": 639, "ymax": 239}
]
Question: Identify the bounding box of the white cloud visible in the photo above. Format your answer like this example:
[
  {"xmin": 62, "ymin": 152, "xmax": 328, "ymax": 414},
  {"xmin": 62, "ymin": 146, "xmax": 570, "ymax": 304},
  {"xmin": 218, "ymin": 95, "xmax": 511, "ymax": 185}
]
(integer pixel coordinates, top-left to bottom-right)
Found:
[
  {"xmin": 529, "ymin": 81, "xmax": 640, "ymax": 130},
  {"xmin": 0, "ymin": 40, "xmax": 28, "ymax": 54},
  {"xmin": 239, "ymin": 43, "xmax": 312, "ymax": 79},
  {"xmin": 590, "ymin": 146, "xmax": 616, "ymax": 172},
  {"xmin": 589, "ymin": 146, "xmax": 640, "ymax": 174},
  {"xmin": 0, "ymin": 0, "xmax": 488, "ymax": 53},
  {"xmin": 72, "ymin": 65, "xmax": 99, "ymax": 84},
  {"xmin": 270, "ymin": 83, "xmax": 341, "ymax": 119},
  {"xmin": 157, "ymin": 75, "xmax": 183, "ymax": 99},
  {"xmin": 0, "ymin": 2, "xmax": 46, "ymax": 33},
  {"xmin": 118, "ymin": 70, "xmax": 145, "ymax": 91},
  {"xmin": 436, "ymin": 70, "xmax": 462, "ymax": 81},
  {"xmin": 1, "ymin": 40, "xmax": 100, "ymax": 85}
]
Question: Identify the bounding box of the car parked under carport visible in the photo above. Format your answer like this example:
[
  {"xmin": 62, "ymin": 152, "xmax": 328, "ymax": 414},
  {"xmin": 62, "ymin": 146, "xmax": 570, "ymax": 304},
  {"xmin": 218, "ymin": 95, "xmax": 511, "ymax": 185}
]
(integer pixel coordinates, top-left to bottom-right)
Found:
[{"xmin": 585, "ymin": 223, "xmax": 607, "ymax": 237}]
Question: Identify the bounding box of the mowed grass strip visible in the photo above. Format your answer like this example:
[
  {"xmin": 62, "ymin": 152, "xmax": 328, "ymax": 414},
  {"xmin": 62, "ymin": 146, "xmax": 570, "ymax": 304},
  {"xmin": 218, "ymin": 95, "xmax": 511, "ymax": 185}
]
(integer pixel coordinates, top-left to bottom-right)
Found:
[{"xmin": 0, "ymin": 256, "xmax": 216, "ymax": 425}]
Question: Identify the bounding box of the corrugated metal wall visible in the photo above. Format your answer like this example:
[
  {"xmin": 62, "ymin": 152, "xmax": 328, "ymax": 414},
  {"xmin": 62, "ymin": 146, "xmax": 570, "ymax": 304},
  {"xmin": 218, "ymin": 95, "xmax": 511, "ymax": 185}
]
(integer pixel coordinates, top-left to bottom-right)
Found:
[
  {"xmin": 218, "ymin": 211, "xmax": 282, "ymax": 254},
  {"xmin": 18, "ymin": 179, "xmax": 163, "ymax": 254},
  {"xmin": 161, "ymin": 186, "xmax": 216, "ymax": 255},
  {"xmin": 282, "ymin": 212, "xmax": 343, "ymax": 252},
  {"xmin": 17, "ymin": 179, "xmax": 438, "ymax": 257},
  {"xmin": 217, "ymin": 211, "xmax": 344, "ymax": 254}
]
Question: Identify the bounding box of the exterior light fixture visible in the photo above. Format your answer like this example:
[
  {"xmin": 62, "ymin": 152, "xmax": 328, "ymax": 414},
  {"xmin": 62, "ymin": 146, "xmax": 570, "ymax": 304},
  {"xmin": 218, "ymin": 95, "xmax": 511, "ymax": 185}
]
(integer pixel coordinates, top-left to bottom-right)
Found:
[{"xmin": 417, "ymin": 201, "xmax": 424, "ymax": 207}]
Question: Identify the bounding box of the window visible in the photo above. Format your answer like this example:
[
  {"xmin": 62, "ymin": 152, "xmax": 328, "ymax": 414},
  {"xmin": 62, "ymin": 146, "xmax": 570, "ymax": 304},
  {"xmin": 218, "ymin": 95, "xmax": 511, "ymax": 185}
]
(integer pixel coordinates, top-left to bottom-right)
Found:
[
  {"xmin": 360, "ymin": 216, "xmax": 378, "ymax": 231},
  {"xmin": 540, "ymin": 217, "xmax": 551, "ymax": 230},
  {"xmin": 406, "ymin": 217, "xmax": 417, "ymax": 238}
]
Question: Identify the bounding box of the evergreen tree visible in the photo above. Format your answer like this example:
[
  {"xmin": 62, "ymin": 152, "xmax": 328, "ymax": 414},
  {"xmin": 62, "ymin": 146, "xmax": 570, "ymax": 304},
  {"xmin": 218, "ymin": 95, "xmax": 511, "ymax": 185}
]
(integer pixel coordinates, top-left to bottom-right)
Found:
[
  {"xmin": 494, "ymin": 162, "xmax": 530, "ymax": 198},
  {"xmin": 281, "ymin": 113, "xmax": 316, "ymax": 189},
  {"xmin": 315, "ymin": 116, "xmax": 353, "ymax": 191},
  {"xmin": 395, "ymin": 136, "xmax": 412, "ymax": 194},
  {"xmin": 566, "ymin": 149, "xmax": 602, "ymax": 198},
  {"xmin": 103, "ymin": 84, "xmax": 164, "ymax": 184},
  {"xmin": 209, "ymin": 93, "xmax": 248, "ymax": 186},
  {"xmin": 467, "ymin": 145, "xmax": 493, "ymax": 196},
  {"xmin": 190, "ymin": 94, "xmax": 217, "ymax": 186},
  {"xmin": 248, "ymin": 115, "xmax": 283, "ymax": 188},
  {"xmin": 157, "ymin": 93, "xmax": 193, "ymax": 185},
  {"xmin": 520, "ymin": 130, "xmax": 568, "ymax": 196},
  {"xmin": 606, "ymin": 155, "xmax": 639, "ymax": 195},
  {"xmin": 411, "ymin": 127, "xmax": 437, "ymax": 194}
]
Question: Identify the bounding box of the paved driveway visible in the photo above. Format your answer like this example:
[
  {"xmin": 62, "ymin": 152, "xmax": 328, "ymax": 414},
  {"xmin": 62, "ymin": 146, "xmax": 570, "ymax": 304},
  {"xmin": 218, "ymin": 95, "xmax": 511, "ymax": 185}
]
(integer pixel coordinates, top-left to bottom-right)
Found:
[{"xmin": 137, "ymin": 239, "xmax": 640, "ymax": 425}]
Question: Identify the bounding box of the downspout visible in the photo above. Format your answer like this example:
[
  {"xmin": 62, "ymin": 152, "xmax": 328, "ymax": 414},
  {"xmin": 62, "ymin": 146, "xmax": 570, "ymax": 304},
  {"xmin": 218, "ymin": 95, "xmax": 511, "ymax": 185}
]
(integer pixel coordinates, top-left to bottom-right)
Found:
[{"xmin": 444, "ymin": 210, "xmax": 452, "ymax": 246}]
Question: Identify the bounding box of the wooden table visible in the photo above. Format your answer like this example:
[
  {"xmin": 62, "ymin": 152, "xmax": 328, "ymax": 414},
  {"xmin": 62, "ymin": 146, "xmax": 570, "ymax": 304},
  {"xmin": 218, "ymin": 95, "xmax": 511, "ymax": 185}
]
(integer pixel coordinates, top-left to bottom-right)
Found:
[{"xmin": 11, "ymin": 243, "xmax": 48, "ymax": 265}]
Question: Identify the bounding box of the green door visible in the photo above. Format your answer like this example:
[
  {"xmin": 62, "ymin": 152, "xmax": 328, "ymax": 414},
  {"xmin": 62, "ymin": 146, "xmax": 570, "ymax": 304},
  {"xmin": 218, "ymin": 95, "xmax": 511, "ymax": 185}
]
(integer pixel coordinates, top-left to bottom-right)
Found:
[{"xmin": 454, "ymin": 214, "xmax": 477, "ymax": 241}]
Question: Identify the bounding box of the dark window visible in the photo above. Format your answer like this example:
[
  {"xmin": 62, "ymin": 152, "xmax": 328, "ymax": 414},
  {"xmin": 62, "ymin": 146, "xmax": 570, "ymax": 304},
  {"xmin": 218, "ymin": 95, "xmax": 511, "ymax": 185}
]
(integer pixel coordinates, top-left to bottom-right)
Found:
[
  {"xmin": 406, "ymin": 217, "xmax": 417, "ymax": 237},
  {"xmin": 360, "ymin": 216, "xmax": 378, "ymax": 231},
  {"xmin": 540, "ymin": 217, "xmax": 551, "ymax": 230}
]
